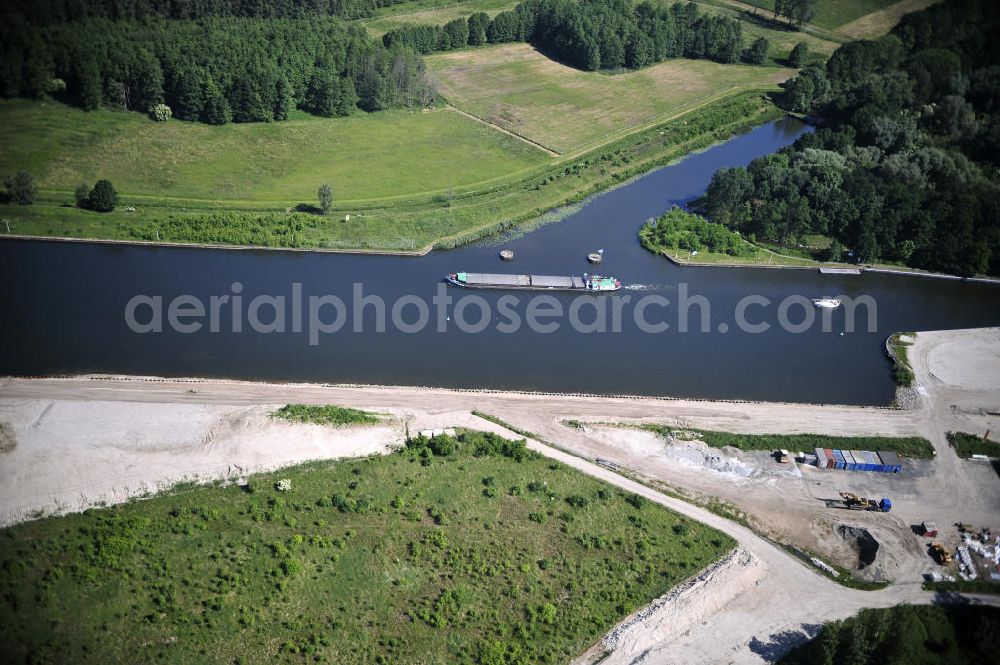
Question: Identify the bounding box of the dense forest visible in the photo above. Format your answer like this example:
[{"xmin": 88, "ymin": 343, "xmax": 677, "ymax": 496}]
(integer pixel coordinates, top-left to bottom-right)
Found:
[
  {"xmin": 0, "ymin": 15, "xmax": 434, "ymax": 123},
  {"xmin": 778, "ymin": 604, "xmax": 999, "ymax": 665},
  {"xmin": 384, "ymin": 0, "xmax": 757, "ymax": 70},
  {"xmin": 698, "ymin": 0, "xmax": 1000, "ymax": 276},
  {"xmin": 0, "ymin": 0, "xmax": 409, "ymax": 22}
]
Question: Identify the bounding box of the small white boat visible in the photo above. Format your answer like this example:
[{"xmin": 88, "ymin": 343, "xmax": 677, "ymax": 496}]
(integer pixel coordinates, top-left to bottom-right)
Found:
[
  {"xmin": 812, "ymin": 298, "xmax": 842, "ymax": 309},
  {"xmin": 499, "ymin": 249, "xmax": 514, "ymax": 261},
  {"xmin": 587, "ymin": 249, "xmax": 604, "ymax": 264}
]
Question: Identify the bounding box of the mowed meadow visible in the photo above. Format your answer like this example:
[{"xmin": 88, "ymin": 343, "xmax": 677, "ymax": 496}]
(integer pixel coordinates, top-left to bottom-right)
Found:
[
  {"xmin": 0, "ymin": 430, "xmax": 734, "ymax": 664},
  {"xmin": 732, "ymin": 0, "xmax": 905, "ymax": 30},
  {"xmin": 0, "ymin": 100, "xmax": 547, "ymax": 203},
  {"xmin": 429, "ymin": 43, "xmax": 793, "ymax": 153}
]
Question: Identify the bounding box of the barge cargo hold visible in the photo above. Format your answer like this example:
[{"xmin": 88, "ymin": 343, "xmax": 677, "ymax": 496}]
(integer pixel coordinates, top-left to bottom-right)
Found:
[{"xmin": 445, "ymin": 272, "xmax": 621, "ymax": 292}]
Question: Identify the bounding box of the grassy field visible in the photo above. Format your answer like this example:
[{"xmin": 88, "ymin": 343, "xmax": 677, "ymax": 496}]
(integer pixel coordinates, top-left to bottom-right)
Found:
[
  {"xmin": 364, "ymin": 0, "xmax": 515, "ymax": 36},
  {"xmin": 0, "ymin": 100, "xmax": 548, "ymax": 203},
  {"xmin": 0, "ymin": 89, "xmax": 783, "ymax": 250},
  {"xmin": 365, "ymin": 0, "xmax": 842, "ymax": 57},
  {"xmin": 835, "ymin": 0, "xmax": 941, "ymax": 39},
  {"xmin": 0, "ymin": 430, "xmax": 734, "ymax": 664},
  {"xmin": 644, "ymin": 425, "xmax": 937, "ymax": 458},
  {"xmin": 690, "ymin": 0, "xmax": 843, "ymax": 56},
  {"xmin": 429, "ymin": 44, "xmax": 792, "ymax": 153},
  {"xmin": 731, "ymin": 0, "xmax": 901, "ymax": 29}
]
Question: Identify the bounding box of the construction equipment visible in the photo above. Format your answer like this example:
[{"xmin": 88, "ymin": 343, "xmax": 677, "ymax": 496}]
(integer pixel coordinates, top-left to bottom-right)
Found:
[
  {"xmin": 832, "ymin": 491, "xmax": 893, "ymax": 512},
  {"xmin": 930, "ymin": 543, "xmax": 953, "ymax": 565},
  {"xmin": 920, "ymin": 521, "xmax": 939, "ymax": 537}
]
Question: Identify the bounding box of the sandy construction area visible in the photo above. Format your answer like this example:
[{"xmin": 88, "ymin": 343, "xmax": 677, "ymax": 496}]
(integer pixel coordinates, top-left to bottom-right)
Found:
[{"xmin": 1, "ymin": 326, "xmax": 998, "ymax": 662}]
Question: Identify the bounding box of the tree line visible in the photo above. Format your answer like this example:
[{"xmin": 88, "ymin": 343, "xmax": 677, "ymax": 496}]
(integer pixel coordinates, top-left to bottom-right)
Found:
[
  {"xmin": 0, "ymin": 0, "xmax": 411, "ymax": 23},
  {"xmin": 697, "ymin": 0, "xmax": 1000, "ymax": 277},
  {"xmin": 0, "ymin": 15, "xmax": 434, "ymax": 123},
  {"xmin": 383, "ymin": 0, "xmax": 768, "ymax": 70}
]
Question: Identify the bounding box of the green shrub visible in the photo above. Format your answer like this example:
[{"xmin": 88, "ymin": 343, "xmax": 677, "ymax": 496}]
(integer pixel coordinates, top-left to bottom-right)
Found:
[
  {"xmin": 274, "ymin": 404, "xmax": 378, "ymax": 426},
  {"xmin": 640, "ymin": 207, "xmax": 755, "ymax": 257}
]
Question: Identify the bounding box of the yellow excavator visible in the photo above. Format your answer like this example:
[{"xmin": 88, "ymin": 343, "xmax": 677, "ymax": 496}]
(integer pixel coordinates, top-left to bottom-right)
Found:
[{"xmin": 836, "ymin": 491, "xmax": 893, "ymax": 512}]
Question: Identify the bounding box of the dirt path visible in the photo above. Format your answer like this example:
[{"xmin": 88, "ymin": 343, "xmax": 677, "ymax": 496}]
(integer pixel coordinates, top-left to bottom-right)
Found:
[{"xmin": 445, "ymin": 105, "xmax": 561, "ymax": 156}]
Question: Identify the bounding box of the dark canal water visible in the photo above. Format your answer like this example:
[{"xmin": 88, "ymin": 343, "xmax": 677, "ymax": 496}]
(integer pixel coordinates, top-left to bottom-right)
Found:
[{"xmin": 3, "ymin": 119, "xmax": 999, "ymax": 405}]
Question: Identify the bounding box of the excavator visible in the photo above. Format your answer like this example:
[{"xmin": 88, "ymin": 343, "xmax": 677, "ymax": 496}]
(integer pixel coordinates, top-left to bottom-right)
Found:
[{"xmin": 829, "ymin": 492, "xmax": 893, "ymax": 512}]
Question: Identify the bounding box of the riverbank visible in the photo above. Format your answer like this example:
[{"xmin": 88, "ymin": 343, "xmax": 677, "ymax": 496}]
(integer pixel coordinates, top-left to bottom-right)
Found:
[
  {"xmin": 653, "ymin": 245, "xmax": 1000, "ymax": 284},
  {"xmin": 0, "ymin": 90, "xmax": 783, "ymax": 253},
  {"xmin": 0, "ymin": 371, "xmax": 930, "ymax": 524},
  {"xmin": 2, "ymin": 327, "xmax": 999, "ymax": 661}
]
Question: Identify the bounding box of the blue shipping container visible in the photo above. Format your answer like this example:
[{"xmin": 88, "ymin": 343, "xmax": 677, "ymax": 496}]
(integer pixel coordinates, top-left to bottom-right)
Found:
[
  {"xmin": 846, "ymin": 451, "xmax": 859, "ymax": 471},
  {"xmin": 833, "ymin": 449, "xmax": 846, "ymax": 470}
]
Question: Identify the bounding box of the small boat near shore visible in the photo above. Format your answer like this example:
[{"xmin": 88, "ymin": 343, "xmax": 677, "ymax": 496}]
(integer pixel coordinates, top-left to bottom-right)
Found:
[
  {"xmin": 446, "ymin": 272, "xmax": 621, "ymax": 292},
  {"xmin": 499, "ymin": 249, "xmax": 514, "ymax": 261},
  {"xmin": 813, "ymin": 298, "xmax": 842, "ymax": 308}
]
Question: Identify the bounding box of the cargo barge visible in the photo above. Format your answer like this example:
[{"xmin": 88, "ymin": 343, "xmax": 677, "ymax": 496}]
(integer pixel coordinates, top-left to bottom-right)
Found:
[{"xmin": 445, "ymin": 272, "xmax": 621, "ymax": 292}]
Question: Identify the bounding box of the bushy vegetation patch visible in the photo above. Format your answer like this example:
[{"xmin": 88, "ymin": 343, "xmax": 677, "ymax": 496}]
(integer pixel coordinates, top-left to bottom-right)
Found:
[
  {"xmin": 0, "ymin": 429, "xmax": 733, "ymax": 664},
  {"xmin": 947, "ymin": 431, "xmax": 1000, "ymax": 459},
  {"xmin": 273, "ymin": 403, "xmax": 381, "ymax": 426},
  {"xmin": 640, "ymin": 206, "xmax": 757, "ymax": 257},
  {"xmin": 644, "ymin": 425, "xmax": 936, "ymax": 458}
]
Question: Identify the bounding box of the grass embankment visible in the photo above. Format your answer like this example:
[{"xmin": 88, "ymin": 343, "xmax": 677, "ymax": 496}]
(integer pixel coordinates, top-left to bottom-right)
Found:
[
  {"xmin": 0, "ymin": 429, "xmax": 734, "ymax": 664},
  {"xmin": 644, "ymin": 424, "xmax": 936, "ymax": 458},
  {"xmin": 947, "ymin": 431, "xmax": 1000, "ymax": 459},
  {"xmin": 428, "ymin": 44, "xmax": 793, "ymax": 153},
  {"xmin": 273, "ymin": 404, "xmax": 381, "ymax": 426},
  {"xmin": 778, "ymin": 604, "xmax": 1000, "ymax": 665},
  {"xmin": 887, "ymin": 332, "xmax": 916, "ymax": 387},
  {"xmin": 0, "ymin": 89, "xmax": 783, "ymax": 251}
]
